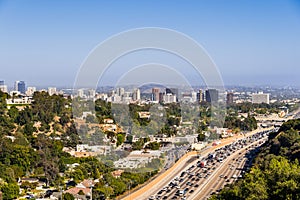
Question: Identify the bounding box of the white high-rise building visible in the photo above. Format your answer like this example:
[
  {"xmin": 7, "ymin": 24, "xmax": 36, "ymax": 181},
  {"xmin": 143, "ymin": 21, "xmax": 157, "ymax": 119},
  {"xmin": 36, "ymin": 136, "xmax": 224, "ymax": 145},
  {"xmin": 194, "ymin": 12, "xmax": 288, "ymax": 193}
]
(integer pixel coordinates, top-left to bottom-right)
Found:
[
  {"xmin": 77, "ymin": 89, "xmax": 84, "ymax": 98},
  {"xmin": 163, "ymin": 93, "xmax": 177, "ymax": 103},
  {"xmin": 252, "ymin": 92, "xmax": 270, "ymax": 104},
  {"xmin": 48, "ymin": 87, "xmax": 57, "ymax": 96},
  {"xmin": 132, "ymin": 88, "xmax": 141, "ymax": 101},
  {"xmin": 26, "ymin": 87, "xmax": 36, "ymax": 96},
  {"xmin": 88, "ymin": 89, "xmax": 96, "ymax": 98},
  {"xmin": 116, "ymin": 87, "xmax": 125, "ymax": 97},
  {"xmin": 191, "ymin": 91, "xmax": 197, "ymax": 102}
]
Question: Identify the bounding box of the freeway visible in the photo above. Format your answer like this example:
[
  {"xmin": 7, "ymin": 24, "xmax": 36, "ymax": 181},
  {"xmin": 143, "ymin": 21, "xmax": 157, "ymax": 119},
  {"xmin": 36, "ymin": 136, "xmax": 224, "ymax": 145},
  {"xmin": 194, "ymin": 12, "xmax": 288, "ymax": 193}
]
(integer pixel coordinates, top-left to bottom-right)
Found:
[
  {"xmin": 146, "ymin": 129, "xmax": 272, "ymax": 200},
  {"xmin": 189, "ymin": 136, "xmax": 267, "ymax": 200},
  {"xmin": 121, "ymin": 127, "xmax": 274, "ymax": 200}
]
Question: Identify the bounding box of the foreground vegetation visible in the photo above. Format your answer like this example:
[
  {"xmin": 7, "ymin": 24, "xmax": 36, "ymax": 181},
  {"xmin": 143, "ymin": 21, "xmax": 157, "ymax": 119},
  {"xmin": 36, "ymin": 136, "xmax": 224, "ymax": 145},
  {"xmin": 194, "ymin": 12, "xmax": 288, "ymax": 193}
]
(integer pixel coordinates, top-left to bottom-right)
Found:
[{"xmin": 0, "ymin": 91, "xmax": 156, "ymax": 199}]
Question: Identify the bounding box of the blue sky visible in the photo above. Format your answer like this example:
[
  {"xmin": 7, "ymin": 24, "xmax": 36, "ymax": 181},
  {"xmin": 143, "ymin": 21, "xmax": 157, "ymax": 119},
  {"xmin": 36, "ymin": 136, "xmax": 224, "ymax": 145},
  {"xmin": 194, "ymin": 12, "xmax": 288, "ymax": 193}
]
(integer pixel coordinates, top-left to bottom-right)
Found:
[{"xmin": 0, "ymin": 0, "xmax": 300, "ymax": 88}]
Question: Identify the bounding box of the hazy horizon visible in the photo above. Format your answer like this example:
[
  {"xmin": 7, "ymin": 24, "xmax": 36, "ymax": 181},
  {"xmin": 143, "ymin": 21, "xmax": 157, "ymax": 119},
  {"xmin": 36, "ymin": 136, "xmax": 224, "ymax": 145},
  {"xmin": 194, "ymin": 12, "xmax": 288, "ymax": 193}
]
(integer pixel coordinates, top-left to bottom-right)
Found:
[{"xmin": 1, "ymin": 0, "xmax": 300, "ymax": 87}]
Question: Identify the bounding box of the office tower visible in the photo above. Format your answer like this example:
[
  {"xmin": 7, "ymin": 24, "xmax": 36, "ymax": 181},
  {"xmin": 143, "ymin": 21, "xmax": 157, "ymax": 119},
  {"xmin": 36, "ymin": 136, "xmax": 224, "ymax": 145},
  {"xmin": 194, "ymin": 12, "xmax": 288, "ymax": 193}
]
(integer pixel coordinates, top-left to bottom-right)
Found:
[
  {"xmin": 77, "ymin": 89, "xmax": 84, "ymax": 98},
  {"xmin": 163, "ymin": 93, "xmax": 177, "ymax": 103},
  {"xmin": 152, "ymin": 88, "xmax": 160, "ymax": 101},
  {"xmin": 17, "ymin": 81, "xmax": 26, "ymax": 94},
  {"xmin": 88, "ymin": 89, "xmax": 96, "ymax": 98},
  {"xmin": 205, "ymin": 89, "xmax": 219, "ymax": 103},
  {"xmin": 116, "ymin": 87, "xmax": 125, "ymax": 97},
  {"xmin": 48, "ymin": 87, "xmax": 57, "ymax": 96},
  {"xmin": 252, "ymin": 92, "xmax": 270, "ymax": 104},
  {"xmin": 26, "ymin": 87, "xmax": 36, "ymax": 96},
  {"xmin": 0, "ymin": 80, "xmax": 7, "ymax": 93},
  {"xmin": 132, "ymin": 88, "xmax": 140, "ymax": 101},
  {"xmin": 226, "ymin": 92, "xmax": 234, "ymax": 105},
  {"xmin": 197, "ymin": 89, "xmax": 204, "ymax": 102},
  {"xmin": 14, "ymin": 81, "xmax": 19, "ymax": 91},
  {"xmin": 166, "ymin": 88, "xmax": 178, "ymax": 102},
  {"xmin": 191, "ymin": 91, "xmax": 197, "ymax": 102}
]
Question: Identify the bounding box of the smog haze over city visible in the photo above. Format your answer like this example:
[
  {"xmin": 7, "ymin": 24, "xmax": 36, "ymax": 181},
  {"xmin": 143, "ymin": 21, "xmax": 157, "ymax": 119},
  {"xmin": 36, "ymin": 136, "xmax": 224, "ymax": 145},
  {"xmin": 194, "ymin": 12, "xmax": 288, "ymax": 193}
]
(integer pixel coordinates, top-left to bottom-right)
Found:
[{"xmin": 0, "ymin": 0, "xmax": 300, "ymax": 88}]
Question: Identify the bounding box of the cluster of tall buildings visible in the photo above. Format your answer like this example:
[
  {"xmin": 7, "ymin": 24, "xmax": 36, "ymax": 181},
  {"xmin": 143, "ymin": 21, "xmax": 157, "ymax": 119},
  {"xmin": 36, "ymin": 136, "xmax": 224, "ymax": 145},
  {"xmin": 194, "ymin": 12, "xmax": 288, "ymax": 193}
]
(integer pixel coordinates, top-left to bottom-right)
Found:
[
  {"xmin": 0, "ymin": 80, "xmax": 26, "ymax": 94},
  {"xmin": 150, "ymin": 88, "xmax": 224, "ymax": 104},
  {"xmin": 0, "ymin": 80, "xmax": 62, "ymax": 97},
  {"xmin": 0, "ymin": 79, "xmax": 270, "ymax": 106},
  {"xmin": 151, "ymin": 87, "xmax": 179, "ymax": 103}
]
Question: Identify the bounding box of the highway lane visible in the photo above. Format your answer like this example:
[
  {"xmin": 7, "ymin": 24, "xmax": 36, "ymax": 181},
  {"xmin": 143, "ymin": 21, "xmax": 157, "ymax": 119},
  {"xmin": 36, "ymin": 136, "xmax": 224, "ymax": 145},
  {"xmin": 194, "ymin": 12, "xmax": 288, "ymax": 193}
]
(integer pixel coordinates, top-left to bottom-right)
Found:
[
  {"xmin": 147, "ymin": 129, "xmax": 272, "ymax": 200},
  {"xmin": 190, "ymin": 137, "xmax": 267, "ymax": 200}
]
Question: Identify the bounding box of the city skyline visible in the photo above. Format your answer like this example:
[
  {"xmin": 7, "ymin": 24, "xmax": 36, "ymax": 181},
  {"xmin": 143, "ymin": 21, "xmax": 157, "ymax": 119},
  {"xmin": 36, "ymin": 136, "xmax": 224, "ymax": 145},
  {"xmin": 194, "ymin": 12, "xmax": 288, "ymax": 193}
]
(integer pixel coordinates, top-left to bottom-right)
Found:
[{"xmin": 1, "ymin": 1, "xmax": 300, "ymax": 87}]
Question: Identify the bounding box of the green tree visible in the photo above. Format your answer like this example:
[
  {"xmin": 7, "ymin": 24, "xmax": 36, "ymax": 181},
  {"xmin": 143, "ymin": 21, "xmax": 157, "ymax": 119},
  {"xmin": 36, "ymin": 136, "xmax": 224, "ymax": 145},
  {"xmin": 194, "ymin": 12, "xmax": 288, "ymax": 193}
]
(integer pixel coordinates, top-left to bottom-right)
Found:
[
  {"xmin": 197, "ymin": 133, "xmax": 206, "ymax": 142},
  {"xmin": 0, "ymin": 183, "xmax": 19, "ymax": 200},
  {"xmin": 63, "ymin": 192, "xmax": 75, "ymax": 200}
]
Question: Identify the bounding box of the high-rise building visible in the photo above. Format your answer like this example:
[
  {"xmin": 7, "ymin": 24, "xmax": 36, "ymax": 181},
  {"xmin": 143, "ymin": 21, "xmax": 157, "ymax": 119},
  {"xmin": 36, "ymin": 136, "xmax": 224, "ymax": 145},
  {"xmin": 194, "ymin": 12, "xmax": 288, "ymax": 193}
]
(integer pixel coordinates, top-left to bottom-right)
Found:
[
  {"xmin": 163, "ymin": 93, "xmax": 177, "ymax": 103},
  {"xmin": 152, "ymin": 88, "xmax": 160, "ymax": 101},
  {"xmin": 166, "ymin": 88, "xmax": 179, "ymax": 101},
  {"xmin": 0, "ymin": 80, "xmax": 7, "ymax": 93},
  {"xmin": 197, "ymin": 89, "xmax": 204, "ymax": 102},
  {"xmin": 14, "ymin": 81, "xmax": 19, "ymax": 91},
  {"xmin": 205, "ymin": 89, "xmax": 219, "ymax": 103},
  {"xmin": 48, "ymin": 87, "xmax": 57, "ymax": 96},
  {"xmin": 77, "ymin": 89, "xmax": 84, "ymax": 98},
  {"xmin": 88, "ymin": 89, "xmax": 96, "ymax": 98},
  {"xmin": 26, "ymin": 87, "xmax": 36, "ymax": 96},
  {"xmin": 132, "ymin": 88, "xmax": 140, "ymax": 101},
  {"xmin": 16, "ymin": 81, "xmax": 26, "ymax": 94},
  {"xmin": 252, "ymin": 92, "xmax": 269, "ymax": 104},
  {"xmin": 226, "ymin": 92, "xmax": 234, "ymax": 105},
  {"xmin": 116, "ymin": 87, "xmax": 125, "ymax": 97},
  {"xmin": 191, "ymin": 91, "xmax": 197, "ymax": 102}
]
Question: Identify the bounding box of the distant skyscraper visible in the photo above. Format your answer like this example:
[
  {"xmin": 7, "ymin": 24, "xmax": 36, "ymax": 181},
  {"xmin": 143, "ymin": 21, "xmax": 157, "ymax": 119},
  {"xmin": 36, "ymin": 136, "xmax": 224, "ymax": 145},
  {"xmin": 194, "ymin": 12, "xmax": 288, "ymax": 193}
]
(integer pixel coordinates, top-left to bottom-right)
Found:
[
  {"xmin": 166, "ymin": 88, "xmax": 178, "ymax": 101},
  {"xmin": 48, "ymin": 87, "xmax": 57, "ymax": 96},
  {"xmin": 152, "ymin": 88, "xmax": 160, "ymax": 101},
  {"xmin": 132, "ymin": 88, "xmax": 140, "ymax": 101},
  {"xmin": 205, "ymin": 89, "xmax": 219, "ymax": 103},
  {"xmin": 88, "ymin": 89, "xmax": 96, "ymax": 98},
  {"xmin": 226, "ymin": 92, "xmax": 234, "ymax": 105},
  {"xmin": 16, "ymin": 81, "xmax": 26, "ymax": 94},
  {"xmin": 116, "ymin": 87, "xmax": 125, "ymax": 97},
  {"xmin": 191, "ymin": 91, "xmax": 197, "ymax": 102},
  {"xmin": 197, "ymin": 89, "xmax": 204, "ymax": 102},
  {"xmin": 14, "ymin": 81, "xmax": 19, "ymax": 91},
  {"xmin": 77, "ymin": 89, "xmax": 84, "ymax": 98},
  {"xmin": 163, "ymin": 93, "xmax": 177, "ymax": 103},
  {"xmin": 26, "ymin": 87, "xmax": 36, "ymax": 96},
  {"xmin": 0, "ymin": 80, "xmax": 7, "ymax": 93}
]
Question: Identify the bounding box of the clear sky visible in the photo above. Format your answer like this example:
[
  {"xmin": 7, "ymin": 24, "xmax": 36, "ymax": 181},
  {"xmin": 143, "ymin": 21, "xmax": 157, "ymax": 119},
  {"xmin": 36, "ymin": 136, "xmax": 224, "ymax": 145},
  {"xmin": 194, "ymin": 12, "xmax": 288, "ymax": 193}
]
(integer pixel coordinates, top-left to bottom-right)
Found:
[{"xmin": 0, "ymin": 0, "xmax": 300, "ymax": 88}]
